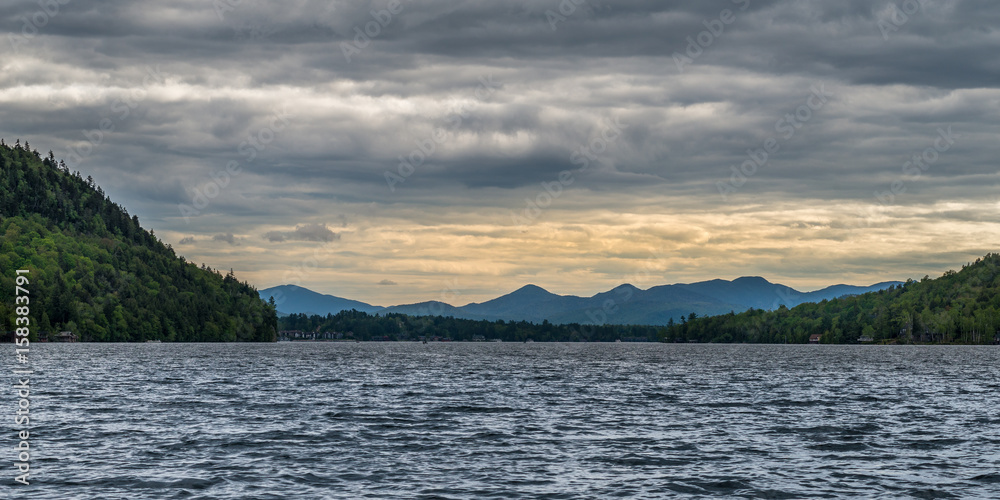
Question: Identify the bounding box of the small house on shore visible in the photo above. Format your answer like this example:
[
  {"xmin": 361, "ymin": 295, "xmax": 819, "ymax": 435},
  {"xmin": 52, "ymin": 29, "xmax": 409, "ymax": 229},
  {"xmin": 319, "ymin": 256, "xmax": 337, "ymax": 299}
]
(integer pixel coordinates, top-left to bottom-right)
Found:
[
  {"xmin": 809, "ymin": 334, "xmax": 822, "ymax": 344},
  {"xmin": 53, "ymin": 331, "xmax": 77, "ymax": 342}
]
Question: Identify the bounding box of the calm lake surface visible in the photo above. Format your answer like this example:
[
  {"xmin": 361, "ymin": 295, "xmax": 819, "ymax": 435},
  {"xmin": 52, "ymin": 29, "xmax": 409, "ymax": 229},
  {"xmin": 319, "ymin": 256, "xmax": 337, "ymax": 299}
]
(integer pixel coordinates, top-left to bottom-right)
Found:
[{"xmin": 4, "ymin": 343, "xmax": 1000, "ymax": 499}]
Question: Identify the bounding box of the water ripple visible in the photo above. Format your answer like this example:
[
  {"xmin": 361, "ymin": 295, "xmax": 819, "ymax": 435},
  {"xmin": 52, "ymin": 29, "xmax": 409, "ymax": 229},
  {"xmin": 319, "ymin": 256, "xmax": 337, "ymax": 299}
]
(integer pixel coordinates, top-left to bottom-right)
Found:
[{"xmin": 2, "ymin": 343, "xmax": 998, "ymax": 498}]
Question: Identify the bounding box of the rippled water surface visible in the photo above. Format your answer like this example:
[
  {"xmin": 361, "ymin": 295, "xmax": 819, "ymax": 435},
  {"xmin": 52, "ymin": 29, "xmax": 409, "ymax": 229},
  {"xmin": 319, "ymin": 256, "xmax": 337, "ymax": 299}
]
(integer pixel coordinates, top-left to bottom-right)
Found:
[{"xmin": 4, "ymin": 343, "xmax": 1000, "ymax": 499}]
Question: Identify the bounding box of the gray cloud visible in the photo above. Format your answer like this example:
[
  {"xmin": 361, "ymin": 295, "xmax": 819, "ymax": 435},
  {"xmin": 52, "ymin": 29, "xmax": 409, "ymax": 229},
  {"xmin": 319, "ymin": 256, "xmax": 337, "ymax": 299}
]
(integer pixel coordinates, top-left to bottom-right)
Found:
[
  {"xmin": 213, "ymin": 233, "xmax": 238, "ymax": 245},
  {"xmin": 264, "ymin": 223, "xmax": 341, "ymax": 243},
  {"xmin": 3, "ymin": 0, "xmax": 999, "ymax": 303},
  {"xmin": 377, "ymin": 279, "xmax": 398, "ymax": 286},
  {"xmin": 179, "ymin": 236, "xmax": 195, "ymax": 245}
]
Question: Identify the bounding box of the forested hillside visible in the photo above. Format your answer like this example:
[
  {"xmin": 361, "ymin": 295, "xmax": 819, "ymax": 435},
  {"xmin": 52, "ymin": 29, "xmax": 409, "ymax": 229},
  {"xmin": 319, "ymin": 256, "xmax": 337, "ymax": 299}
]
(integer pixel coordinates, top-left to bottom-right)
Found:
[
  {"xmin": 279, "ymin": 310, "xmax": 661, "ymax": 342},
  {"xmin": 0, "ymin": 140, "xmax": 277, "ymax": 341},
  {"xmin": 669, "ymin": 254, "xmax": 1000, "ymax": 344}
]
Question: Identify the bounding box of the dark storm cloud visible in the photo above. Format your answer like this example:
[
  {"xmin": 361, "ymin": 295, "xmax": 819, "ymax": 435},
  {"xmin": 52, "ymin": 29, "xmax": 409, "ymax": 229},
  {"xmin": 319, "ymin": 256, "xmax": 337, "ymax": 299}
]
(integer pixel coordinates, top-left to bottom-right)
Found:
[{"xmin": 2, "ymin": 0, "xmax": 999, "ymax": 301}]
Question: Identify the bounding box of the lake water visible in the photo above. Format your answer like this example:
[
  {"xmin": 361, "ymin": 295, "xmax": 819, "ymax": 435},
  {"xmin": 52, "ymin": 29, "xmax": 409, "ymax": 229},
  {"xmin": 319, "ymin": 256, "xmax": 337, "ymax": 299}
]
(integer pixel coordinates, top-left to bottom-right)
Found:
[{"xmin": 4, "ymin": 343, "xmax": 1000, "ymax": 499}]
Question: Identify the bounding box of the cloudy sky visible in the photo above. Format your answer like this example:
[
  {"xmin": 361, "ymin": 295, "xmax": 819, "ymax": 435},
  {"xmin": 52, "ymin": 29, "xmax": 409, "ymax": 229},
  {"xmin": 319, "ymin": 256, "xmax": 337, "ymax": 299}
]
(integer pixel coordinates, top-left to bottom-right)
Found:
[{"xmin": 3, "ymin": 0, "xmax": 999, "ymax": 306}]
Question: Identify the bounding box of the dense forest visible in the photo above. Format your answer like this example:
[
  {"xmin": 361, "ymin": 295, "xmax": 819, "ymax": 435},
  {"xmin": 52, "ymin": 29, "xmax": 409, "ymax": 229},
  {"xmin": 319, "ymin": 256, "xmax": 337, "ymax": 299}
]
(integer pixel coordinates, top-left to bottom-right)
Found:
[
  {"xmin": 282, "ymin": 254, "xmax": 1000, "ymax": 344},
  {"xmin": 667, "ymin": 254, "xmax": 1000, "ymax": 344},
  {"xmin": 0, "ymin": 140, "xmax": 277, "ymax": 341},
  {"xmin": 4, "ymin": 137, "xmax": 995, "ymax": 345},
  {"xmin": 279, "ymin": 309, "xmax": 662, "ymax": 342}
]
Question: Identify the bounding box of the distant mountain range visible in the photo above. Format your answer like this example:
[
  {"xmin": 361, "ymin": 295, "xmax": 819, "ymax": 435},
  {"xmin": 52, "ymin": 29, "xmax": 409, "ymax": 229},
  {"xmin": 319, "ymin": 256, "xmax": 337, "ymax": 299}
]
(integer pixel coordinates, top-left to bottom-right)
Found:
[{"xmin": 259, "ymin": 277, "xmax": 902, "ymax": 326}]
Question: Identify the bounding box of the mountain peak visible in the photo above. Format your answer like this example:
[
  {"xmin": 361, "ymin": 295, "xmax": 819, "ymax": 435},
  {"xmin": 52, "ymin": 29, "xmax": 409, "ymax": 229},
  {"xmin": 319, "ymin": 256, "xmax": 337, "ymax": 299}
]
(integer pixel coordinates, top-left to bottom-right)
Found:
[
  {"xmin": 608, "ymin": 284, "xmax": 640, "ymax": 294},
  {"xmin": 512, "ymin": 284, "xmax": 552, "ymax": 295},
  {"xmin": 274, "ymin": 283, "xmax": 309, "ymax": 291},
  {"xmin": 733, "ymin": 276, "xmax": 772, "ymax": 285},
  {"xmin": 260, "ymin": 276, "xmax": 904, "ymax": 327},
  {"xmin": 258, "ymin": 284, "xmax": 381, "ymax": 315}
]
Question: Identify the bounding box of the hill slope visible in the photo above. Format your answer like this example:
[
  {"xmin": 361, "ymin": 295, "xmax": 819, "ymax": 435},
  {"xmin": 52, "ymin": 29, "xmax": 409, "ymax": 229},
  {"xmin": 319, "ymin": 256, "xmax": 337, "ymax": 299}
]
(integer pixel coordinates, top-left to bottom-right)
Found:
[
  {"xmin": 0, "ymin": 141, "xmax": 277, "ymax": 341},
  {"xmin": 381, "ymin": 301, "xmax": 487, "ymax": 320},
  {"xmin": 259, "ymin": 284, "xmax": 382, "ymax": 315},
  {"xmin": 670, "ymin": 254, "xmax": 1000, "ymax": 344},
  {"xmin": 459, "ymin": 284, "xmax": 590, "ymax": 322},
  {"xmin": 263, "ymin": 277, "xmax": 901, "ymax": 326}
]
